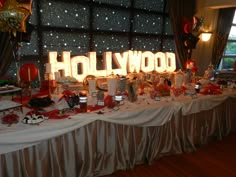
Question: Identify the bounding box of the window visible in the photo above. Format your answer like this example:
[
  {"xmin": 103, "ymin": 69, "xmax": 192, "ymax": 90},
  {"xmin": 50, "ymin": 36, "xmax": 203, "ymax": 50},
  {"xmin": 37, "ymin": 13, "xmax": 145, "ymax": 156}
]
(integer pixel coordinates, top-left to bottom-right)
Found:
[
  {"xmin": 219, "ymin": 9, "xmax": 236, "ymax": 71},
  {"xmin": 7, "ymin": 0, "xmax": 174, "ymax": 79}
]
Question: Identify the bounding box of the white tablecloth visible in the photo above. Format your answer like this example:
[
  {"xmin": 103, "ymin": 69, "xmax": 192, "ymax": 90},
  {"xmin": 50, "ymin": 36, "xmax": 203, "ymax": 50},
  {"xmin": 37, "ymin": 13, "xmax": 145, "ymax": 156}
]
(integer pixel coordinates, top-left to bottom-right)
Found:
[{"xmin": 0, "ymin": 89, "xmax": 236, "ymax": 154}]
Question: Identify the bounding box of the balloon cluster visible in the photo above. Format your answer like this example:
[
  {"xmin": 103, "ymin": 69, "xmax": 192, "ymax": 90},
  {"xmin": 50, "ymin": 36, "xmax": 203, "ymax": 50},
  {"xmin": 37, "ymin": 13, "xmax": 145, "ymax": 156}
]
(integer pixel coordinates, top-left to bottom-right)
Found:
[
  {"xmin": 183, "ymin": 16, "xmax": 204, "ymax": 50},
  {"xmin": 0, "ymin": 0, "xmax": 32, "ymax": 35}
]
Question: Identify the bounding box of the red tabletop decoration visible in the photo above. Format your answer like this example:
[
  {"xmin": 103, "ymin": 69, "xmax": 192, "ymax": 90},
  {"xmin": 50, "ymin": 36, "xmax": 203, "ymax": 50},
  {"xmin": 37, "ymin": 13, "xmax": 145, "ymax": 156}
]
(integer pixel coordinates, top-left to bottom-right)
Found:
[
  {"xmin": 2, "ymin": 113, "xmax": 19, "ymax": 124},
  {"xmin": 104, "ymin": 95, "xmax": 117, "ymax": 108},
  {"xmin": 200, "ymin": 83, "xmax": 222, "ymax": 95},
  {"xmin": 40, "ymin": 80, "xmax": 57, "ymax": 94},
  {"xmin": 185, "ymin": 59, "xmax": 198, "ymax": 73},
  {"xmin": 19, "ymin": 63, "xmax": 38, "ymax": 82},
  {"xmin": 171, "ymin": 86, "xmax": 188, "ymax": 97}
]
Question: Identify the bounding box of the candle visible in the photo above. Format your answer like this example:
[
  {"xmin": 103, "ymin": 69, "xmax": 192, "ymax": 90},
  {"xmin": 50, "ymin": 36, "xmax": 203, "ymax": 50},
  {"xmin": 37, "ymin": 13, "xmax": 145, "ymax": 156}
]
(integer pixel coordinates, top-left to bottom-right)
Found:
[
  {"xmin": 28, "ymin": 67, "xmax": 31, "ymax": 81},
  {"xmin": 175, "ymin": 72, "xmax": 184, "ymax": 88},
  {"xmin": 38, "ymin": 69, "xmax": 41, "ymax": 82},
  {"xmin": 79, "ymin": 91, "xmax": 87, "ymax": 113},
  {"xmin": 107, "ymin": 78, "xmax": 117, "ymax": 96},
  {"xmin": 16, "ymin": 69, "xmax": 20, "ymax": 83},
  {"xmin": 45, "ymin": 63, "xmax": 52, "ymax": 73}
]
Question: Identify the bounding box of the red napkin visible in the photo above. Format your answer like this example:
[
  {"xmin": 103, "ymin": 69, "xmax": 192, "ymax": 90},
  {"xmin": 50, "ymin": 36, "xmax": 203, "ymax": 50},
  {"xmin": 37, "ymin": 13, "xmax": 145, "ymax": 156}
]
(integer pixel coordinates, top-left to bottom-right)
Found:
[{"xmin": 2, "ymin": 114, "xmax": 19, "ymax": 124}]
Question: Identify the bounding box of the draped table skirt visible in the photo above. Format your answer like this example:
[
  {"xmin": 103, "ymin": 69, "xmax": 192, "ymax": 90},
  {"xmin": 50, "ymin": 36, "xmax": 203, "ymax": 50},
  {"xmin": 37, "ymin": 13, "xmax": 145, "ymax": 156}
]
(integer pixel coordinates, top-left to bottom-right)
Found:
[{"xmin": 0, "ymin": 91, "xmax": 236, "ymax": 177}]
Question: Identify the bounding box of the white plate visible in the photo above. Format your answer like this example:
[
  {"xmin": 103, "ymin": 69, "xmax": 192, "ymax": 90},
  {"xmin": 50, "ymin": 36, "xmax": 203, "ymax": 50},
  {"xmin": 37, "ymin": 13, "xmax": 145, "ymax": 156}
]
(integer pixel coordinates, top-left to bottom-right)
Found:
[{"xmin": 22, "ymin": 115, "xmax": 48, "ymax": 125}]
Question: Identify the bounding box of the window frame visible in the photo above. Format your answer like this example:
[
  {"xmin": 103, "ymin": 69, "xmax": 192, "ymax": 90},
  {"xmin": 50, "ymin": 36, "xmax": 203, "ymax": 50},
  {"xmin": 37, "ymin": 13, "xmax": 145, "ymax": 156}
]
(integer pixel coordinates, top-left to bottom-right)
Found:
[
  {"xmin": 7, "ymin": 0, "xmax": 175, "ymax": 80},
  {"xmin": 218, "ymin": 10, "xmax": 236, "ymax": 71}
]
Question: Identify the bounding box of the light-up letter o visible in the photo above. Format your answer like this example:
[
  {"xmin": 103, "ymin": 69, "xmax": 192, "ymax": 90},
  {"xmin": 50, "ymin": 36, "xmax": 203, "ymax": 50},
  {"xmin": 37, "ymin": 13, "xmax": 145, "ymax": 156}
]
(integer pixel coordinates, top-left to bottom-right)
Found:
[
  {"xmin": 154, "ymin": 52, "xmax": 166, "ymax": 72},
  {"xmin": 141, "ymin": 51, "xmax": 154, "ymax": 72},
  {"xmin": 165, "ymin": 52, "xmax": 176, "ymax": 72}
]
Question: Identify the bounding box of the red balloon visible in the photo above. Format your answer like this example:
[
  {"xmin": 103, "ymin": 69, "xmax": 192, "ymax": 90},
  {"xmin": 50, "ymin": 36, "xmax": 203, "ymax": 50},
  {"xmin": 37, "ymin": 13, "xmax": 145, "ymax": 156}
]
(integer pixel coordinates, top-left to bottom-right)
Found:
[
  {"xmin": 19, "ymin": 63, "xmax": 38, "ymax": 82},
  {"xmin": 183, "ymin": 23, "xmax": 192, "ymax": 34}
]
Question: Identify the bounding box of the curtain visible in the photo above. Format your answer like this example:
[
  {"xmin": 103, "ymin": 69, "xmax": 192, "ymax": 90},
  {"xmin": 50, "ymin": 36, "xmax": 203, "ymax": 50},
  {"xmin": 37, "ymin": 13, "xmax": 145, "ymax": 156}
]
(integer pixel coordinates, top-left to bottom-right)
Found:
[
  {"xmin": 211, "ymin": 8, "xmax": 235, "ymax": 68},
  {"xmin": 0, "ymin": 32, "xmax": 17, "ymax": 77},
  {"xmin": 168, "ymin": 0, "xmax": 196, "ymax": 69}
]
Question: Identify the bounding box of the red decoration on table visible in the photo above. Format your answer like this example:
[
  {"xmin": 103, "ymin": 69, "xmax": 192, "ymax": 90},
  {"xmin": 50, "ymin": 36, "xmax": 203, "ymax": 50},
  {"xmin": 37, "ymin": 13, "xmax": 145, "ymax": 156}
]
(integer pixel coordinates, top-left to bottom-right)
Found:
[
  {"xmin": 40, "ymin": 80, "xmax": 56, "ymax": 93},
  {"xmin": 200, "ymin": 83, "xmax": 222, "ymax": 95},
  {"xmin": 19, "ymin": 63, "xmax": 38, "ymax": 82},
  {"xmin": 152, "ymin": 81, "xmax": 170, "ymax": 97},
  {"xmin": 58, "ymin": 89, "xmax": 75, "ymax": 102},
  {"xmin": 150, "ymin": 89, "xmax": 159, "ymax": 99},
  {"xmin": 62, "ymin": 90, "xmax": 74, "ymax": 96},
  {"xmin": 185, "ymin": 59, "xmax": 198, "ymax": 73},
  {"xmin": 171, "ymin": 86, "xmax": 187, "ymax": 97},
  {"xmin": 104, "ymin": 95, "xmax": 117, "ymax": 108},
  {"xmin": 139, "ymin": 81, "xmax": 147, "ymax": 95},
  {"xmin": 2, "ymin": 113, "xmax": 19, "ymax": 124}
]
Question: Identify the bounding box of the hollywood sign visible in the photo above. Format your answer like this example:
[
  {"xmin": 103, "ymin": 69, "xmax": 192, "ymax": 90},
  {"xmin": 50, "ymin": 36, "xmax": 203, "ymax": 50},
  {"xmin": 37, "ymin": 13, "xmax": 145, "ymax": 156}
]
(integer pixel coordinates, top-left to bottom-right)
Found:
[{"xmin": 47, "ymin": 50, "xmax": 176, "ymax": 82}]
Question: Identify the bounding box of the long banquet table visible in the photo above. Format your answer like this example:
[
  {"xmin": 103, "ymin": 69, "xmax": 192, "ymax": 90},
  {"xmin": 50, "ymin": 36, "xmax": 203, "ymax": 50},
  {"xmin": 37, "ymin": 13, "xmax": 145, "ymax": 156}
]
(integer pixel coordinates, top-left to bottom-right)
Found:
[{"xmin": 0, "ymin": 89, "xmax": 236, "ymax": 177}]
